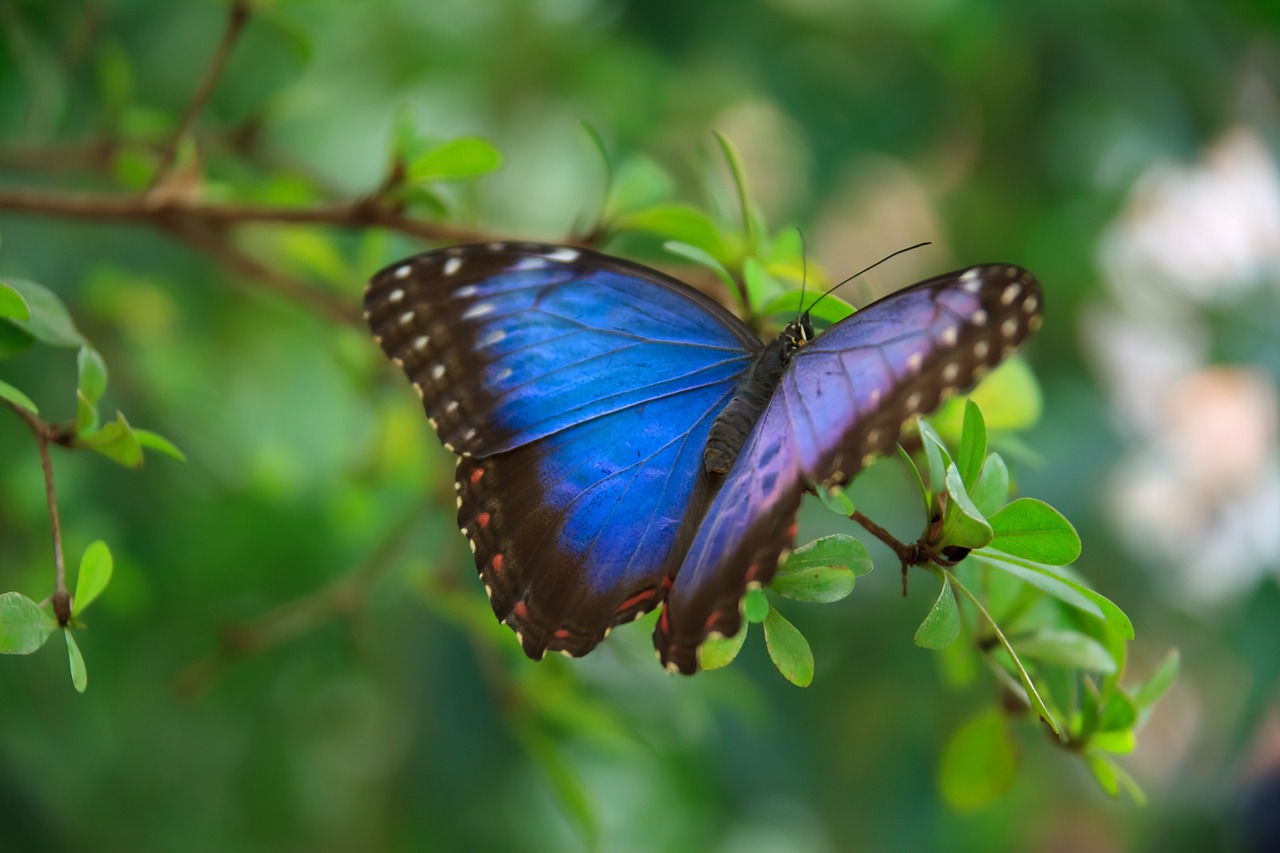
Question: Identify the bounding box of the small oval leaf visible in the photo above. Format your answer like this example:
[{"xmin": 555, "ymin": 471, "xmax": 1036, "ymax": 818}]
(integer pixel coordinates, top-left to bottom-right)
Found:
[
  {"xmin": 0, "ymin": 592, "xmax": 58, "ymax": 654},
  {"xmin": 1012, "ymin": 628, "xmax": 1117, "ymax": 674},
  {"xmin": 77, "ymin": 346, "xmax": 109, "ymax": 404},
  {"xmin": 762, "ymin": 608, "xmax": 814, "ymax": 687},
  {"xmin": 774, "ymin": 534, "xmax": 871, "ymax": 603},
  {"xmin": 65, "ymin": 629, "xmax": 87, "ymax": 693},
  {"xmin": 3, "ymin": 279, "xmax": 84, "ymax": 347},
  {"xmin": 970, "ymin": 453, "xmax": 1010, "ymax": 517},
  {"xmin": 989, "ymin": 498, "xmax": 1082, "ymax": 565},
  {"xmin": 408, "ymin": 136, "xmax": 502, "ymax": 183},
  {"xmin": 72, "ymin": 540, "xmax": 113, "ymax": 617},
  {"xmin": 698, "ymin": 625, "xmax": 748, "ymax": 671},
  {"xmin": 742, "ymin": 588, "xmax": 770, "ymax": 624},
  {"xmin": 0, "ymin": 281, "xmax": 30, "ymax": 321},
  {"xmin": 0, "ymin": 379, "xmax": 38, "ymax": 415},
  {"xmin": 915, "ymin": 574, "xmax": 961, "ymax": 649},
  {"xmin": 958, "ymin": 400, "xmax": 988, "ymax": 490}
]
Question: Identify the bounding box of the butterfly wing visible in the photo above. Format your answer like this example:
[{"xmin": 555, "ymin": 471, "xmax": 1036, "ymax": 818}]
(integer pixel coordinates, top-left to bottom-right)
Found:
[
  {"xmin": 655, "ymin": 265, "xmax": 1044, "ymax": 673},
  {"xmin": 364, "ymin": 243, "xmax": 760, "ymax": 659}
]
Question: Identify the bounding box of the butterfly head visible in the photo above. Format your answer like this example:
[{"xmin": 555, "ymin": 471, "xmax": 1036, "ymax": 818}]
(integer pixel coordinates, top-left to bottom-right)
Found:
[{"xmin": 780, "ymin": 312, "xmax": 815, "ymax": 358}]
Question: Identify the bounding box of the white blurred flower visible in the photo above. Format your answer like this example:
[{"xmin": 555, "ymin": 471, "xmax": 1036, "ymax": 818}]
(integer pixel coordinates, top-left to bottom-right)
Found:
[{"xmin": 1090, "ymin": 127, "xmax": 1280, "ymax": 604}]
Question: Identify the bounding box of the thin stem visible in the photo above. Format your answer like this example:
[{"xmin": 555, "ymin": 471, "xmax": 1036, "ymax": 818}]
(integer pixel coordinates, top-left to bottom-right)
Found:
[
  {"xmin": 947, "ymin": 568, "xmax": 1063, "ymax": 738},
  {"xmin": 149, "ymin": 0, "xmax": 252, "ymax": 190},
  {"xmin": 6, "ymin": 401, "xmax": 70, "ymax": 623},
  {"xmin": 850, "ymin": 509, "xmax": 913, "ymax": 564}
]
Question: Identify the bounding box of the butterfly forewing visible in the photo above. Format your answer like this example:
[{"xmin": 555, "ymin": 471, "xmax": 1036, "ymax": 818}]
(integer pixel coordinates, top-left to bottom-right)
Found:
[
  {"xmin": 655, "ymin": 265, "xmax": 1044, "ymax": 674},
  {"xmin": 364, "ymin": 243, "xmax": 760, "ymax": 659}
]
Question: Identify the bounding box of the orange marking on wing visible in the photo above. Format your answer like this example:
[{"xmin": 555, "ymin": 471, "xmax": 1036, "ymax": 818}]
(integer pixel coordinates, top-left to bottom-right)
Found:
[
  {"xmin": 513, "ymin": 600, "xmax": 528, "ymax": 619},
  {"xmin": 469, "ymin": 467, "xmax": 484, "ymax": 485},
  {"xmin": 491, "ymin": 554, "xmax": 504, "ymax": 574},
  {"xmin": 477, "ymin": 511, "xmax": 491, "ymax": 528},
  {"xmin": 616, "ymin": 588, "xmax": 656, "ymax": 613}
]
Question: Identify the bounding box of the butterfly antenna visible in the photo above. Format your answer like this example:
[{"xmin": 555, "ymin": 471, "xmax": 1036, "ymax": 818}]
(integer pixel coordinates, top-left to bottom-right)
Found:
[
  {"xmin": 805, "ymin": 242, "xmax": 931, "ymax": 317},
  {"xmin": 794, "ymin": 227, "xmax": 809, "ymax": 324}
]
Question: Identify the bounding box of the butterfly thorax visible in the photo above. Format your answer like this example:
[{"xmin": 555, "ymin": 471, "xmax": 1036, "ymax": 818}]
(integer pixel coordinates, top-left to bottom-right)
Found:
[{"xmin": 703, "ymin": 316, "xmax": 812, "ymax": 475}]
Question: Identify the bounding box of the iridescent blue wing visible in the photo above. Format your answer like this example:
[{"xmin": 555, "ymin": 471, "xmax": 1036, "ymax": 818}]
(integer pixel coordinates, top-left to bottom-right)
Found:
[
  {"xmin": 364, "ymin": 243, "xmax": 760, "ymax": 660},
  {"xmin": 655, "ymin": 265, "xmax": 1043, "ymax": 673}
]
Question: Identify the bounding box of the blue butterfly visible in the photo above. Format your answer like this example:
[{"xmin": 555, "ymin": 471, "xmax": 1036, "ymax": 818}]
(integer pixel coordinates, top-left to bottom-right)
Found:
[{"xmin": 364, "ymin": 243, "xmax": 1042, "ymax": 674}]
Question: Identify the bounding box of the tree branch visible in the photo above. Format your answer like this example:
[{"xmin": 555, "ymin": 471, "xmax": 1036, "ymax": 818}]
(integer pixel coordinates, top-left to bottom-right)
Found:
[{"xmin": 149, "ymin": 0, "xmax": 252, "ymax": 190}]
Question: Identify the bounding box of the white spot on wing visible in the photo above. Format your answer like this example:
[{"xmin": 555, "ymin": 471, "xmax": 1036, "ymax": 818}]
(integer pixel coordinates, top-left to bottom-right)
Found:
[
  {"xmin": 494, "ymin": 367, "xmax": 513, "ymax": 381},
  {"xmin": 413, "ymin": 335, "xmax": 429, "ymax": 351},
  {"xmin": 960, "ymin": 269, "xmax": 982, "ymax": 292},
  {"xmin": 388, "ymin": 288, "xmax": 405, "ymax": 303},
  {"xmin": 444, "ymin": 257, "xmax": 463, "ymax": 276},
  {"xmin": 457, "ymin": 284, "xmax": 479, "ymax": 298},
  {"xmin": 479, "ymin": 329, "xmax": 506, "ymax": 347},
  {"xmin": 971, "ymin": 309, "xmax": 987, "ymax": 326},
  {"xmin": 462, "ymin": 302, "xmax": 494, "ymax": 319},
  {"xmin": 1001, "ymin": 317, "xmax": 1019, "ymax": 338},
  {"xmin": 546, "ymin": 247, "xmax": 580, "ymax": 263},
  {"xmin": 394, "ymin": 265, "xmax": 411, "ymax": 280},
  {"xmin": 907, "ymin": 352, "xmax": 923, "ymax": 372},
  {"xmin": 1000, "ymin": 283, "xmax": 1021, "ymax": 305},
  {"xmin": 974, "ymin": 340, "xmax": 990, "ymax": 359},
  {"xmin": 431, "ymin": 364, "xmax": 445, "ymax": 379},
  {"xmin": 905, "ymin": 391, "xmax": 922, "ymax": 411},
  {"xmin": 941, "ymin": 326, "xmax": 958, "ymax": 346},
  {"xmin": 942, "ymin": 362, "xmax": 960, "ymax": 382},
  {"xmin": 1024, "ymin": 295, "xmax": 1039, "ymax": 314},
  {"xmin": 398, "ymin": 310, "xmax": 415, "ymax": 325}
]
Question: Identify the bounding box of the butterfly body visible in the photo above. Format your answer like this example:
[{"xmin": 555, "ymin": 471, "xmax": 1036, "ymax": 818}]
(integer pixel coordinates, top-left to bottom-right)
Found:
[{"xmin": 365, "ymin": 243, "xmax": 1043, "ymax": 674}]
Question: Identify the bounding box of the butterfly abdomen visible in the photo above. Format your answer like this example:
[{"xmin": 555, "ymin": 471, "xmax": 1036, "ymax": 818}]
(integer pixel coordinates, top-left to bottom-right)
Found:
[{"xmin": 704, "ymin": 338, "xmax": 790, "ymax": 474}]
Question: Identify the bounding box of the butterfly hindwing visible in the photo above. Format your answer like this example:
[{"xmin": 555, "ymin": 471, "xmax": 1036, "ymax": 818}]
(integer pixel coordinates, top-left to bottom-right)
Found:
[
  {"xmin": 365, "ymin": 243, "xmax": 760, "ymax": 659},
  {"xmin": 655, "ymin": 265, "xmax": 1043, "ymax": 673}
]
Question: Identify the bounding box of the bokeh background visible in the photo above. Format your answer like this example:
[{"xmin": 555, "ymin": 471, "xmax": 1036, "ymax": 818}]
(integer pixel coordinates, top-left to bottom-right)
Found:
[{"xmin": 2, "ymin": 0, "xmax": 1279, "ymax": 850}]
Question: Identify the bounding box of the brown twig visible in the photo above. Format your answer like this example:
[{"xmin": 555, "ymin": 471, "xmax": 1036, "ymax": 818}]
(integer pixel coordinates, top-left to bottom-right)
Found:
[
  {"xmin": 149, "ymin": 0, "xmax": 252, "ymax": 191},
  {"xmin": 5, "ymin": 402, "xmax": 71, "ymax": 623}
]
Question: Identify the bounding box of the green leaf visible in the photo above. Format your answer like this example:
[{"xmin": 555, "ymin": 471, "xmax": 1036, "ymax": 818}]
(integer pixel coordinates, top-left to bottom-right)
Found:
[
  {"xmin": 77, "ymin": 345, "xmax": 109, "ymax": 405},
  {"xmin": 0, "ymin": 592, "xmax": 58, "ymax": 654},
  {"xmin": 970, "ymin": 452, "xmax": 1010, "ymax": 517},
  {"xmin": 897, "ymin": 445, "xmax": 929, "ymax": 510},
  {"xmin": 742, "ymin": 588, "xmax": 770, "ymax": 624},
  {"xmin": 2, "ymin": 279, "xmax": 84, "ymax": 347},
  {"xmin": 133, "ymin": 429, "xmax": 187, "ymax": 463},
  {"xmin": 988, "ymin": 498, "xmax": 1082, "ymax": 565},
  {"xmin": 698, "ymin": 625, "xmax": 748, "ymax": 671},
  {"xmin": 0, "ymin": 379, "xmax": 38, "ymax": 415},
  {"xmin": 72, "ymin": 540, "xmax": 113, "ymax": 617},
  {"xmin": 915, "ymin": 573, "xmax": 961, "ymax": 649},
  {"xmin": 79, "ymin": 411, "xmax": 144, "ymax": 467},
  {"xmin": 74, "ymin": 389, "xmax": 99, "ymax": 435},
  {"xmin": 918, "ymin": 419, "xmax": 952, "ymax": 496},
  {"xmin": 1085, "ymin": 752, "xmax": 1147, "ymax": 805},
  {"xmin": 1097, "ymin": 689, "xmax": 1138, "ymax": 732},
  {"xmin": 408, "ymin": 136, "xmax": 502, "ymax": 183},
  {"xmin": 938, "ymin": 709, "xmax": 1017, "ymax": 811},
  {"xmin": 615, "ymin": 204, "xmax": 727, "ymax": 259},
  {"xmin": 0, "ymin": 281, "xmax": 30, "ymax": 320},
  {"xmin": 948, "ymin": 570, "xmax": 1063, "ymax": 736},
  {"xmin": 1091, "ymin": 728, "xmax": 1137, "ymax": 754},
  {"xmin": 1131, "ymin": 649, "xmax": 1180, "ymax": 721},
  {"xmin": 763, "ymin": 608, "xmax": 814, "ymax": 687},
  {"xmin": 941, "ymin": 464, "xmax": 993, "ymax": 550},
  {"xmin": 761, "ymin": 290, "xmax": 857, "ymax": 327},
  {"xmin": 712, "ymin": 131, "xmax": 756, "ymax": 250},
  {"xmin": 774, "ymin": 535, "xmax": 869, "ymax": 603},
  {"xmin": 1012, "ymin": 629, "xmax": 1117, "ymax": 673},
  {"xmin": 973, "ymin": 552, "xmax": 1134, "ymax": 640},
  {"xmin": 0, "ymin": 320, "xmax": 35, "ymax": 358},
  {"xmin": 816, "ymin": 484, "xmax": 855, "ymax": 515},
  {"xmin": 958, "ymin": 400, "xmax": 987, "ymax": 490},
  {"xmin": 65, "ymin": 629, "xmax": 87, "ymax": 693},
  {"xmin": 663, "ymin": 241, "xmax": 737, "ymax": 294}
]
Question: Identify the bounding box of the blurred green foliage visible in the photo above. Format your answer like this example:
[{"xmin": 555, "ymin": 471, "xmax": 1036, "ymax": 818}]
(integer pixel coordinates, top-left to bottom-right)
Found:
[{"xmin": 2, "ymin": 0, "xmax": 1278, "ymax": 850}]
